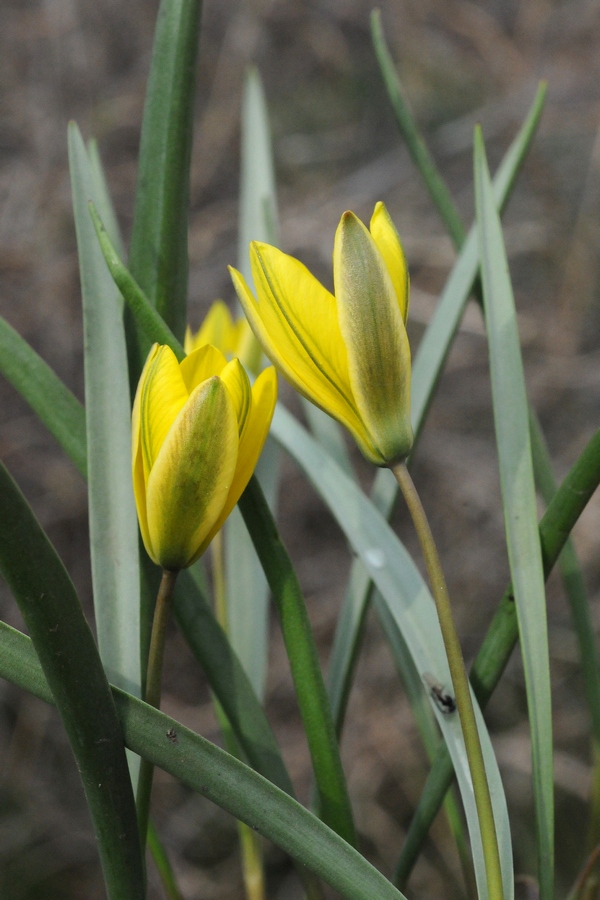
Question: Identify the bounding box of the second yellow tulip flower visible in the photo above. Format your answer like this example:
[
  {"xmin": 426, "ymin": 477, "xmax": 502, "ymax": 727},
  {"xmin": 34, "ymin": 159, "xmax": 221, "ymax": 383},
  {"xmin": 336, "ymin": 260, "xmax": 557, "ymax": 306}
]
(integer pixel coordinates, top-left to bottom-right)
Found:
[{"xmin": 229, "ymin": 201, "xmax": 413, "ymax": 467}]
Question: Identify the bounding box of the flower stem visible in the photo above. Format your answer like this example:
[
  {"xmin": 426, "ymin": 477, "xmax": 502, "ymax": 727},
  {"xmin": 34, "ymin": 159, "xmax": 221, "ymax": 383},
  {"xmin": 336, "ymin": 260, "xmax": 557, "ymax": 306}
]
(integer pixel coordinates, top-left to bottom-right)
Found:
[
  {"xmin": 392, "ymin": 462, "xmax": 504, "ymax": 900},
  {"xmin": 136, "ymin": 568, "xmax": 179, "ymax": 845}
]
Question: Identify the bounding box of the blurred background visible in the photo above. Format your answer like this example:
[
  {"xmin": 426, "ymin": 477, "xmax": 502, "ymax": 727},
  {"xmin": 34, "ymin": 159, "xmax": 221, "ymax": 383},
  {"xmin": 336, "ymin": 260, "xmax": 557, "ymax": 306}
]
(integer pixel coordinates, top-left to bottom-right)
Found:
[{"xmin": 1, "ymin": 0, "xmax": 600, "ymax": 896}]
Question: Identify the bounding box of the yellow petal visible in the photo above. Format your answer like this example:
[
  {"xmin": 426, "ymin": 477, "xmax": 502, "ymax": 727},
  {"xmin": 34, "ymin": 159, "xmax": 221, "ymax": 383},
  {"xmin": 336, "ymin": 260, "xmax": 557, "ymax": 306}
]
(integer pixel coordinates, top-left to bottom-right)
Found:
[
  {"xmin": 219, "ymin": 357, "xmax": 252, "ymax": 436},
  {"xmin": 185, "ymin": 301, "xmax": 234, "ymax": 355},
  {"xmin": 230, "ymin": 260, "xmax": 371, "ymax": 447},
  {"xmin": 201, "ymin": 366, "xmax": 278, "ymax": 551},
  {"xmin": 139, "ymin": 345, "xmax": 189, "ymax": 483},
  {"xmin": 131, "ymin": 350, "xmax": 156, "ymax": 560},
  {"xmin": 369, "ymin": 202, "xmax": 410, "ymax": 323},
  {"xmin": 232, "ymin": 317, "xmax": 263, "ymax": 375},
  {"xmin": 145, "ymin": 376, "xmax": 239, "ymax": 570},
  {"xmin": 179, "ymin": 343, "xmax": 228, "ymax": 392},
  {"xmin": 334, "ymin": 211, "xmax": 413, "ymax": 465}
]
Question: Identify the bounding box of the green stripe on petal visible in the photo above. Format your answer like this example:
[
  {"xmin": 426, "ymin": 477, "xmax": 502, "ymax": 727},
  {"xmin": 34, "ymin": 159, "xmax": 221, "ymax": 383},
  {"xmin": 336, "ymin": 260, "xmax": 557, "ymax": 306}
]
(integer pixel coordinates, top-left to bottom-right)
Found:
[
  {"xmin": 146, "ymin": 376, "xmax": 239, "ymax": 569},
  {"xmin": 370, "ymin": 202, "xmax": 410, "ymax": 323},
  {"xmin": 334, "ymin": 211, "xmax": 413, "ymax": 465},
  {"xmin": 230, "ymin": 264, "xmax": 372, "ymax": 452}
]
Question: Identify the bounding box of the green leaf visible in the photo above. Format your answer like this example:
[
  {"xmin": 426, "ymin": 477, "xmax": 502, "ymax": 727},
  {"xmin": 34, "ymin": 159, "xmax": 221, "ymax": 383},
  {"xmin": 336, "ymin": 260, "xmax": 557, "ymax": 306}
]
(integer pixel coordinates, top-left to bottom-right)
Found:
[
  {"xmin": 238, "ymin": 476, "xmax": 357, "ymax": 848},
  {"xmin": 224, "ymin": 67, "xmax": 281, "ymax": 702},
  {"xmin": 69, "ymin": 124, "xmax": 142, "ymax": 718},
  {"xmin": 475, "ymin": 127, "xmax": 552, "ymax": 900},
  {"xmin": 325, "ymin": 81, "xmax": 547, "ymax": 745},
  {"xmin": 128, "ymin": 0, "xmax": 203, "ymax": 346},
  {"xmin": 87, "ymin": 139, "xmax": 126, "ymax": 264},
  {"xmin": 89, "ymin": 203, "xmax": 185, "ymax": 361},
  {"xmin": 147, "ymin": 821, "xmax": 184, "ymax": 900},
  {"xmin": 238, "ymin": 66, "xmax": 279, "ymax": 280},
  {"xmin": 0, "ymin": 314, "xmax": 87, "ymax": 477},
  {"xmin": 0, "ymin": 622, "xmax": 407, "ymax": 900},
  {"xmin": 0, "ymin": 463, "xmax": 145, "ymax": 900},
  {"xmin": 270, "ymin": 405, "xmax": 514, "ymax": 900},
  {"xmin": 370, "ymin": 9, "xmax": 465, "ymax": 249}
]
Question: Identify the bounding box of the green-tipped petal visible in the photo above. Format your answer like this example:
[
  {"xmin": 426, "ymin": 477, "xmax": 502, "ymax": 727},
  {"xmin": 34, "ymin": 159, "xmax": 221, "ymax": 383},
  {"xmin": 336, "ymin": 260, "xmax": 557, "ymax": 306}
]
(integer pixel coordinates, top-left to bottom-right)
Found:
[
  {"xmin": 230, "ymin": 263, "xmax": 371, "ymax": 449},
  {"xmin": 139, "ymin": 345, "xmax": 189, "ymax": 480},
  {"xmin": 179, "ymin": 343, "xmax": 228, "ymax": 392},
  {"xmin": 370, "ymin": 201, "xmax": 410, "ymax": 323},
  {"xmin": 145, "ymin": 376, "xmax": 239, "ymax": 569},
  {"xmin": 201, "ymin": 366, "xmax": 278, "ymax": 552},
  {"xmin": 334, "ymin": 211, "xmax": 413, "ymax": 465}
]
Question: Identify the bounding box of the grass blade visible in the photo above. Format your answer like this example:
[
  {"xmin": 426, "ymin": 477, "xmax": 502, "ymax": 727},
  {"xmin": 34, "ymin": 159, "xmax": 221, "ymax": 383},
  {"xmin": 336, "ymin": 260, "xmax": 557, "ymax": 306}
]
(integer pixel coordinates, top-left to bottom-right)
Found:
[
  {"xmin": 371, "ymin": 9, "xmax": 465, "ymax": 249},
  {"xmin": 87, "ymin": 139, "xmax": 126, "ymax": 264},
  {"xmin": 271, "ymin": 405, "xmax": 514, "ymax": 900},
  {"xmin": 238, "ymin": 476, "xmax": 357, "ymax": 848},
  {"xmin": 238, "ymin": 66, "xmax": 279, "ymax": 279},
  {"xmin": 128, "ymin": 0, "xmax": 203, "ymax": 346},
  {"xmin": 0, "ymin": 463, "xmax": 145, "ymax": 899},
  {"xmin": 69, "ymin": 124, "xmax": 142, "ymax": 714},
  {"xmin": 225, "ymin": 66, "xmax": 280, "ymax": 703},
  {"xmin": 0, "ymin": 314, "xmax": 87, "ymax": 477},
  {"xmin": 475, "ymin": 127, "xmax": 552, "ymax": 900},
  {"xmin": 0, "ymin": 622, "xmax": 406, "ymax": 900}
]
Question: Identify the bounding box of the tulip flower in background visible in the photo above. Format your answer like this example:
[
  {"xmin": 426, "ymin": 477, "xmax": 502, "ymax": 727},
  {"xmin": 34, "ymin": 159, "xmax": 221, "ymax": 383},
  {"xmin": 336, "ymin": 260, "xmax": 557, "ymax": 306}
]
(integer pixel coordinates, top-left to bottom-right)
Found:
[
  {"xmin": 185, "ymin": 299, "xmax": 263, "ymax": 376},
  {"xmin": 132, "ymin": 341, "xmax": 277, "ymax": 571},
  {"xmin": 229, "ymin": 201, "xmax": 413, "ymax": 466}
]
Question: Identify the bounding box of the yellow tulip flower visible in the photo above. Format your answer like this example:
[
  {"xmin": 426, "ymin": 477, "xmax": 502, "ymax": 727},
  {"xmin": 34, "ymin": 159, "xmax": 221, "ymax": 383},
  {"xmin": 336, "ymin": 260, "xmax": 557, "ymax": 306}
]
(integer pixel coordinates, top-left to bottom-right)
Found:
[
  {"xmin": 185, "ymin": 300, "xmax": 263, "ymax": 376},
  {"xmin": 229, "ymin": 201, "xmax": 413, "ymax": 467},
  {"xmin": 132, "ymin": 342, "xmax": 277, "ymax": 570}
]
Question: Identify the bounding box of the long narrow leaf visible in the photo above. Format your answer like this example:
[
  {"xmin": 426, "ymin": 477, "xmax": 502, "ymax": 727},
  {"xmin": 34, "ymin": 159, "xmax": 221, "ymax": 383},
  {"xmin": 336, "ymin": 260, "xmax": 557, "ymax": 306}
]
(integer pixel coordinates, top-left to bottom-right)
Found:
[
  {"xmin": 238, "ymin": 477, "xmax": 357, "ymax": 849},
  {"xmin": 0, "ymin": 315, "xmax": 87, "ymax": 477},
  {"xmin": 475, "ymin": 128, "xmax": 552, "ymax": 900},
  {"xmin": 0, "ymin": 622, "xmax": 407, "ymax": 900},
  {"xmin": 396, "ymin": 425, "xmax": 600, "ymax": 885},
  {"xmin": 0, "ymin": 463, "xmax": 145, "ymax": 899},
  {"xmin": 128, "ymin": 0, "xmax": 203, "ymax": 346},
  {"xmin": 270, "ymin": 405, "xmax": 514, "ymax": 900},
  {"xmin": 371, "ymin": 9, "xmax": 465, "ymax": 249},
  {"xmin": 69, "ymin": 124, "xmax": 142, "ymax": 715},
  {"xmin": 225, "ymin": 66, "xmax": 280, "ymax": 703}
]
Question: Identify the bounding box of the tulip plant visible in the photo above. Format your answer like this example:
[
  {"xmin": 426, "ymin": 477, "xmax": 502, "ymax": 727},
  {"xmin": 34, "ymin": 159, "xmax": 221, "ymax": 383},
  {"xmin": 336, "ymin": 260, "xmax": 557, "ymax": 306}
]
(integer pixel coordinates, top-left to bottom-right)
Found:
[{"xmin": 0, "ymin": 3, "xmax": 599, "ymax": 900}]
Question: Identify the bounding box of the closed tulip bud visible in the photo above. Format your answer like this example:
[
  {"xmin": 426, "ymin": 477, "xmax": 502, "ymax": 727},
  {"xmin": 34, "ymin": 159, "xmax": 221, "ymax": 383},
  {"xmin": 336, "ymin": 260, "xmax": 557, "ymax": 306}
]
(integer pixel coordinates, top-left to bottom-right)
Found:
[
  {"xmin": 132, "ymin": 343, "xmax": 277, "ymax": 570},
  {"xmin": 229, "ymin": 201, "xmax": 413, "ymax": 467},
  {"xmin": 185, "ymin": 300, "xmax": 263, "ymax": 376}
]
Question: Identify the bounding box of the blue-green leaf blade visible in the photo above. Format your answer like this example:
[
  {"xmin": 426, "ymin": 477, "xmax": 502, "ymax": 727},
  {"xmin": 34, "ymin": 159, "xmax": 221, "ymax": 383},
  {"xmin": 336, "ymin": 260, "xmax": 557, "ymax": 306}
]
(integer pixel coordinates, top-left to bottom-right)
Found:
[
  {"xmin": 475, "ymin": 127, "xmax": 553, "ymax": 900},
  {"xmin": 68, "ymin": 123, "xmax": 141, "ymax": 709}
]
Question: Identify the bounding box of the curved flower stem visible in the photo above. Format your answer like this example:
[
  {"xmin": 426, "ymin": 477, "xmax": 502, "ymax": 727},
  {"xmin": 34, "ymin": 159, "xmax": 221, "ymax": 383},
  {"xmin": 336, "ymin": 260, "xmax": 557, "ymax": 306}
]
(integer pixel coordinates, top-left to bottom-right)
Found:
[
  {"xmin": 137, "ymin": 567, "xmax": 179, "ymax": 846},
  {"xmin": 392, "ymin": 462, "xmax": 503, "ymax": 900}
]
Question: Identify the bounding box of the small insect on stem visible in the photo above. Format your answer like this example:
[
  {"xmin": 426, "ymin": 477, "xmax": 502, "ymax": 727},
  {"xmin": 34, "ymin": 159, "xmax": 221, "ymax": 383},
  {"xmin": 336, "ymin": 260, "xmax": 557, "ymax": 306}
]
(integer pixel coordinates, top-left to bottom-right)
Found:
[{"xmin": 422, "ymin": 672, "xmax": 456, "ymax": 714}]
